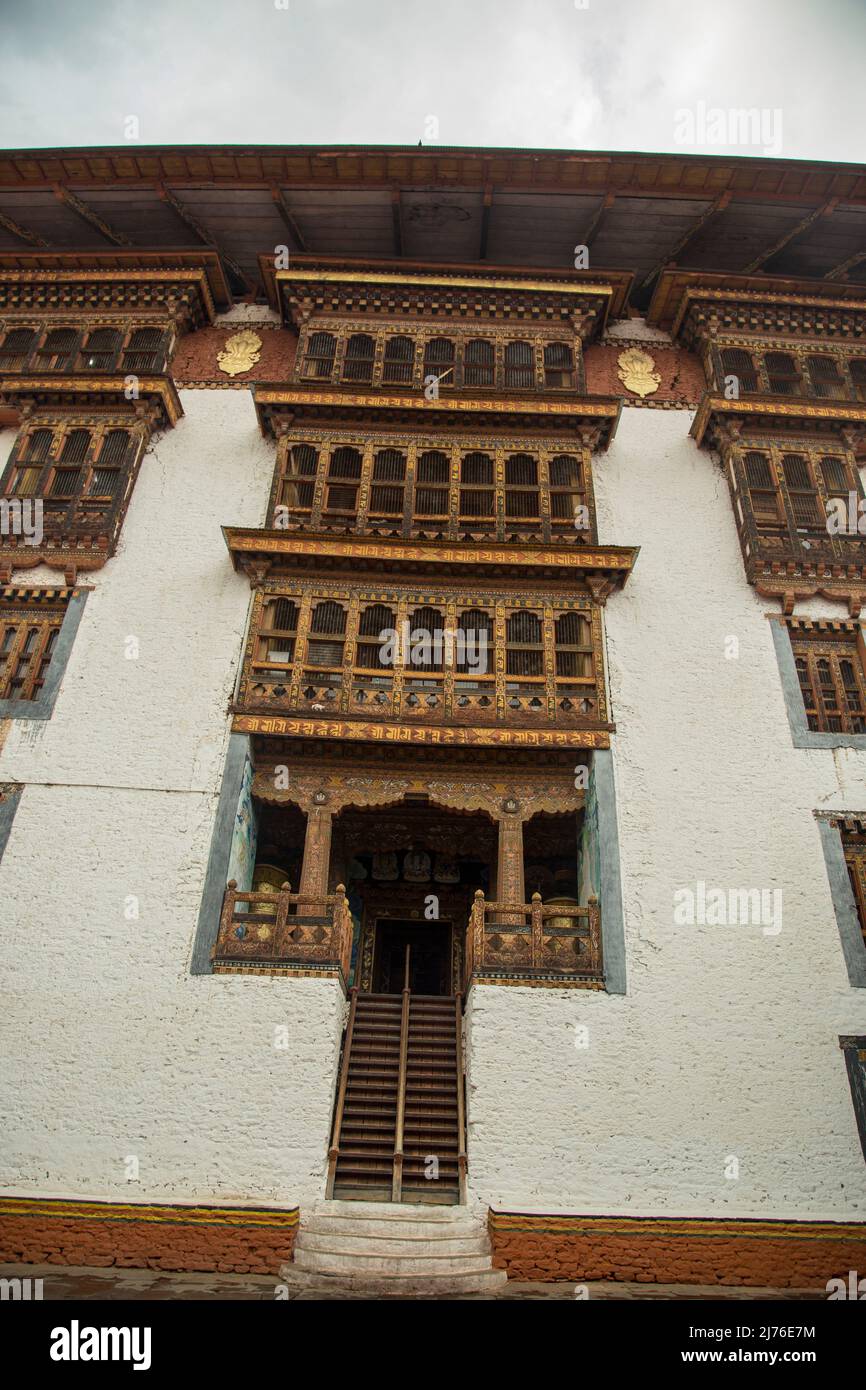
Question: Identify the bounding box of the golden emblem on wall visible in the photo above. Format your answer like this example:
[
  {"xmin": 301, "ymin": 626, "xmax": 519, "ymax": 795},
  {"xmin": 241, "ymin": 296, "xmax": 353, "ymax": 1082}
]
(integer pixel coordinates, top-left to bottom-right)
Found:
[
  {"xmin": 217, "ymin": 329, "xmax": 262, "ymax": 377},
  {"xmin": 617, "ymin": 346, "xmax": 661, "ymax": 398}
]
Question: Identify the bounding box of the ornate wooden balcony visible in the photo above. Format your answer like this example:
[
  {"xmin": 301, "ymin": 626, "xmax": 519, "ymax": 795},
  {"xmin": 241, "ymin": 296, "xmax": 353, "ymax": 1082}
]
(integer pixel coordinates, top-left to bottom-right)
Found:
[
  {"xmin": 465, "ymin": 890, "xmax": 602, "ymax": 988},
  {"xmin": 212, "ymin": 880, "xmax": 353, "ymax": 981}
]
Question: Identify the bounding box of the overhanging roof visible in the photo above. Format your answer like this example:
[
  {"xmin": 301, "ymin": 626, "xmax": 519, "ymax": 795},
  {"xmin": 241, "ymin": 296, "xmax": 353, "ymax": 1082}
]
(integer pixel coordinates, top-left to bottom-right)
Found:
[{"xmin": 2, "ymin": 145, "xmax": 866, "ymax": 308}]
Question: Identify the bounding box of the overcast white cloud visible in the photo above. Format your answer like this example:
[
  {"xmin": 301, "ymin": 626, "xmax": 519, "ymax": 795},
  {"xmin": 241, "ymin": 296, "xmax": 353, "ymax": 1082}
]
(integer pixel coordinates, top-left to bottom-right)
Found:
[{"xmin": 0, "ymin": 0, "xmax": 862, "ymax": 162}]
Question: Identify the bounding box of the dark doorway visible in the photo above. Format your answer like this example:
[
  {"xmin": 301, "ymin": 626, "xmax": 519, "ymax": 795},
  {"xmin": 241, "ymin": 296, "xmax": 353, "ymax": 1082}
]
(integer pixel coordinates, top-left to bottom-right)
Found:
[{"xmin": 372, "ymin": 919, "xmax": 452, "ymax": 995}]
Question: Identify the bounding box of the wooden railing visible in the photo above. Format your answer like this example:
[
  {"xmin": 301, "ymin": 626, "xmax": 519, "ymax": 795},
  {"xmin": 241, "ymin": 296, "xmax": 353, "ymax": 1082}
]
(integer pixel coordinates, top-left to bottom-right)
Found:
[
  {"xmin": 464, "ymin": 890, "xmax": 602, "ymax": 986},
  {"xmin": 212, "ymin": 879, "xmax": 353, "ymax": 981}
]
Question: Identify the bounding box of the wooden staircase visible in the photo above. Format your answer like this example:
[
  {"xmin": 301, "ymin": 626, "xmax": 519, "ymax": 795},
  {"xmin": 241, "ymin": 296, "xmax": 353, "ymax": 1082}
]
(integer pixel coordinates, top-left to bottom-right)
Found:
[{"xmin": 327, "ymin": 975, "xmax": 466, "ymax": 1204}]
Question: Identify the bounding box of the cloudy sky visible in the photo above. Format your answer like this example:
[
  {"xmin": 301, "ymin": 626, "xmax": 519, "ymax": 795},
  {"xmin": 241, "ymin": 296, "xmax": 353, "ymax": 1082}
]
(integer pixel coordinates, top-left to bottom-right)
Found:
[{"xmin": 0, "ymin": 0, "xmax": 863, "ymax": 163}]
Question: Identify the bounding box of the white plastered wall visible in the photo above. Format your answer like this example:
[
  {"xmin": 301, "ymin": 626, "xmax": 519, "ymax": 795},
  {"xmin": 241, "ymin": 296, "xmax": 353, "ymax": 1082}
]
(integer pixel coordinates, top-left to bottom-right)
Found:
[{"xmin": 0, "ymin": 390, "xmax": 344, "ymax": 1208}]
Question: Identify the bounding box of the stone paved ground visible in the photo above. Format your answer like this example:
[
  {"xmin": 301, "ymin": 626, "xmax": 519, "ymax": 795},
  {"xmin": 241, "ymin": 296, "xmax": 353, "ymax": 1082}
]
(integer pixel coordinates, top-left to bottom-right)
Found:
[{"xmin": 0, "ymin": 1264, "xmax": 824, "ymax": 1300}]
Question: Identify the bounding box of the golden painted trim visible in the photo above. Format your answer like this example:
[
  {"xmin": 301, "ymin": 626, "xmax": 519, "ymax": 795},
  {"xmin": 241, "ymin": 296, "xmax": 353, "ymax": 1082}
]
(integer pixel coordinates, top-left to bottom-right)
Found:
[
  {"xmin": 275, "ymin": 268, "xmax": 614, "ymax": 297},
  {"xmin": 223, "ymin": 528, "xmax": 638, "ymax": 575},
  {"xmin": 488, "ymin": 1210, "xmax": 866, "ymax": 1242},
  {"xmin": 232, "ymin": 713, "xmax": 611, "ymax": 749},
  {"xmin": 254, "ymin": 385, "xmax": 621, "ymax": 420},
  {"xmin": 0, "ymin": 1195, "xmax": 299, "ymax": 1230}
]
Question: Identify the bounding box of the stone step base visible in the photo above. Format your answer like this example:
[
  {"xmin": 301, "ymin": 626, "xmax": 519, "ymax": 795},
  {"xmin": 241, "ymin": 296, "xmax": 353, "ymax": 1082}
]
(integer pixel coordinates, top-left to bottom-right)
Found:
[{"xmin": 279, "ymin": 1264, "xmax": 508, "ymax": 1297}]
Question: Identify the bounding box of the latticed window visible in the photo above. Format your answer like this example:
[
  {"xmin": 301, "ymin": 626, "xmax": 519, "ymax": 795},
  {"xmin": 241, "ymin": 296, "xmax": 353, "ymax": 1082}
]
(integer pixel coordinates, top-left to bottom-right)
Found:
[
  {"xmin": 302, "ymin": 331, "xmax": 336, "ymax": 379},
  {"xmin": 87, "ymin": 430, "xmax": 130, "ymax": 499},
  {"xmin": 554, "ymin": 611, "xmax": 593, "ymax": 679},
  {"xmin": 720, "ymin": 347, "xmax": 759, "ymax": 394},
  {"xmin": 9, "ymin": 428, "xmax": 52, "ymax": 495},
  {"xmin": 324, "ymin": 446, "xmax": 362, "ymax": 516},
  {"xmin": 369, "ymin": 448, "xmax": 406, "ymax": 521},
  {"xmin": 423, "ymin": 338, "xmax": 455, "ymax": 388},
  {"xmin": 408, "ymin": 605, "xmax": 445, "ymax": 672},
  {"xmin": 255, "ymin": 597, "xmax": 299, "ymax": 668},
  {"xmin": 549, "ymin": 455, "xmax": 586, "ymax": 529},
  {"xmin": 33, "ymin": 328, "xmax": 78, "ymax": 372},
  {"xmin": 807, "ymin": 355, "xmax": 846, "ymax": 399},
  {"xmin": 277, "ymin": 443, "xmax": 318, "ymax": 513},
  {"xmin": 0, "ymin": 593, "xmax": 67, "ymax": 701},
  {"xmin": 0, "ymin": 327, "xmax": 36, "ymax": 371},
  {"xmin": 506, "ymin": 611, "xmax": 543, "ymax": 677},
  {"xmin": 343, "ymin": 334, "xmax": 375, "ymax": 384},
  {"xmin": 77, "ymin": 328, "xmax": 121, "ymax": 372},
  {"xmin": 782, "ymin": 453, "xmax": 822, "ymax": 531},
  {"xmin": 3, "ymin": 424, "xmax": 135, "ymax": 517},
  {"xmin": 459, "ymin": 452, "xmax": 495, "ymax": 524},
  {"xmin": 505, "ymin": 340, "xmax": 534, "ymax": 389},
  {"xmin": 463, "ymin": 338, "xmax": 495, "ymax": 387},
  {"xmin": 850, "ymin": 358, "xmax": 866, "ymax": 403},
  {"xmin": 121, "ymin": 328, "xmax": 165, "ymax": 373},
  {"xmin": 306, "ymin": 601, "xmax": 346, "ymax": 670},
  {"xmin": 48, "ymin": 430, "xmax": 90, "ymax": 500},
  {"xmin": 382, "ymin": 336, "xmax": 414, "ymax": 385},
  {"xmin": 356, "ymin": 604, "xmax": 395, "ymax": 671},
  {"xmin": 842, "ymin": 827, "xmax": 866, "ymax": 946},
  {"xmin": 791, "ymin": 624, "xmax": 866, "ymax": 734},
  {"xmin": 764, "ymin": 351, "xmax": 801, "ymax": 395},
  {"xmin": 544, "ymin": 342, "xmax": 575, "ymax": 388},
  {"xmin": 504, "ymin": 453, "xmax": 539, "ymax": 519},
  {"xmin": 415, "ymin": 450, "xmax": 450, "ymax": 518},
  {"xmin": 456, "ymin": 608, "xmax": 493, "ymax": 675},
  {"xmin": 820, "ymin": 455, "xmax": 851, "ymax": 525}
]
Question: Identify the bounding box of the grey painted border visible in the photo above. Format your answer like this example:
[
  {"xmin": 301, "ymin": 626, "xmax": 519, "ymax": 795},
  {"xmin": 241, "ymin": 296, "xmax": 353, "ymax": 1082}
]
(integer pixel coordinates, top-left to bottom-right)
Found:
[
  {"xmin": 0, "ymin": 590, "xmax": 89, "ymax": 721},
  {"xmin": 190, "ymin": 732, "xmax": 251, "ymax": 976},
  {"xmin": 594, "ymin": 748, "xmax": 627, "ymax": 995},
  {"xmin": 816, "ymin": 817, "xmax": 866, "ymax": 988},
  {"xmin": 0, "ymin": 784, "xmax": 23, "ymax": 862},
  {"xmin": 840, "ymin": 1037, "xmax": 866, "ymax": 1164},
  {"xmin": 770, "ymin": 618, "xmax": 866, "ymax": 750}
]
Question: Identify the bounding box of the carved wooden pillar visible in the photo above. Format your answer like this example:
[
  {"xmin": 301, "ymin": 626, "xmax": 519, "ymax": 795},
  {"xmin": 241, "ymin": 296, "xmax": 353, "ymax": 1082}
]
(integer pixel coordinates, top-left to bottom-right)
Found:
[
  {"xmin": 298, "ymin": 797, "xmax": 333, "ymax": 916},
  {"xmin": 495, "ymin": 797, "xmax": 525, "ymax": 924}
]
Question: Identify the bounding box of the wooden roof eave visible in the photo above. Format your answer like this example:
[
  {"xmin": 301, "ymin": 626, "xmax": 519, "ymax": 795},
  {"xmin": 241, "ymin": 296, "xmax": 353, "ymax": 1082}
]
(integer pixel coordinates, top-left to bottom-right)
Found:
[
  {"xmin": 690, "ymin": 390, "xmax": 866, "ymax": 447},
  {"xmin": 649, "ymin": 268, "xmax": 866, "ymax": 338},
  {"xmin": 222, "ymin": 525, "xmax": 639, "ymax": 593},
  {"xmin": 260, "ymin": 257, "xmax": 632, "ymax": 328},
  {"xmin": 0, "ymin": 252, "xmax": 228, "ymax": 321},
  {"xmin": 251, "ymin": 383, "xmax": 622, "ymax": 447},
  {"xmin": 0, "ymin": 374, "xmax": 183, "ymax": 428}
]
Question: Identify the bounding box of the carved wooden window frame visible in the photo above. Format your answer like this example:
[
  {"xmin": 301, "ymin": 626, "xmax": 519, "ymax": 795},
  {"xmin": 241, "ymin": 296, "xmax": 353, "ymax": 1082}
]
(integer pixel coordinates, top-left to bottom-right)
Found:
[
  {"xmin": 294, "ymin": 321, "xmax": 582, "ymax": 394},
  {"xmin": 710, "ymin": 336, "xmax": 866, "ymax": 404},
  {"xmin": 786, "ymin": 620, "xmax": 866, "ymax": 735},
  {"xmin": 725, "ymin": 438, "xmax": 864, "ymax": 549},
  {"xmin": 269, "ymin": 430, "xmax": 597, "ymax": 544},
  {"xmin": 238, "ymin": 583, "xmax": 608, "ymax": 728},
  {"xmin": 842, "ymin": 827, "xmax": 866, "ymax": 948},
  {"xmin": 0, "ymin": 588, "xmax": 70, "ymax": 702},
  {"xmin": 0, "ymin": 317, "xmax": 171, "ymax": 376},
  {"xmin": 1, "ymin": 416, "xmax": 147, "ymax": 541}
]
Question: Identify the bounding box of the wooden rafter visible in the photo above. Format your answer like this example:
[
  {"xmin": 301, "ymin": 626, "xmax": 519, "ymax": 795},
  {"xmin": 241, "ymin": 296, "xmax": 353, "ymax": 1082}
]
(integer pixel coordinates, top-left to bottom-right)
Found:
[
  {"xmin": 638, "ymin": 191, "xmax": 732, "ymax": 291},
  {"xmin": 270, "ymin": 186, "xmax": 306, "ymax": 251},
  {"xmin": 156, "ymin": 183, "xmax": 249, "ymax": 292},
  {"xmin": 53, "ymin": 186, "xmax": 134, "ymax": 247},
  {"xmin": 578, "ymin": 192, "xmax": 614, "ymax": 253},
  {"xmin": 0, "ymin": 209, "xmax": 49, "ymax": 248},
  {"xmin": 826, "ymin": 249, "xmax": 866, "ymax": 282},
  {"xmin": 741, "ymin": 199, "xmax": 838, "ymax": 275}
]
